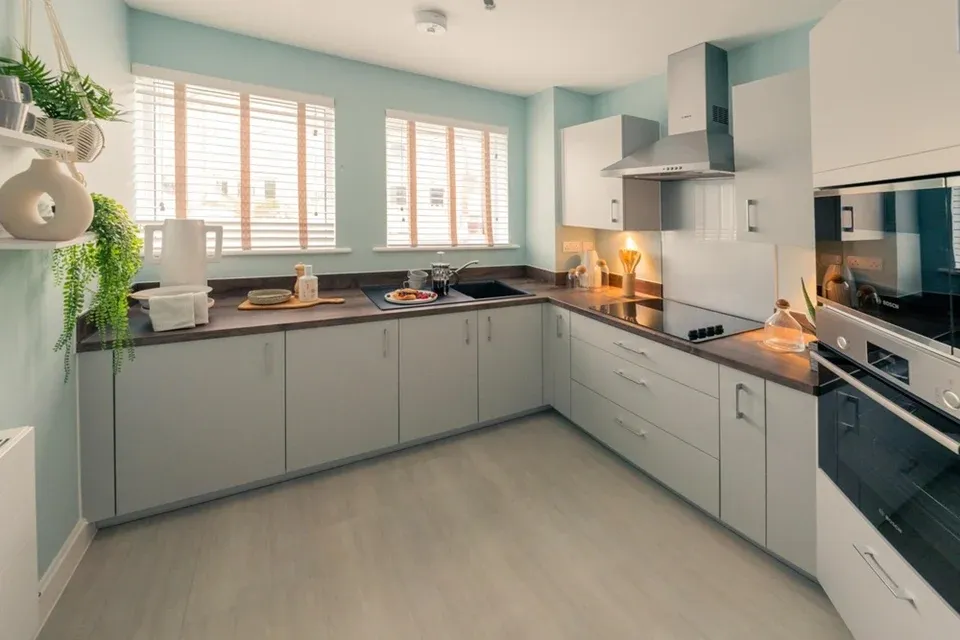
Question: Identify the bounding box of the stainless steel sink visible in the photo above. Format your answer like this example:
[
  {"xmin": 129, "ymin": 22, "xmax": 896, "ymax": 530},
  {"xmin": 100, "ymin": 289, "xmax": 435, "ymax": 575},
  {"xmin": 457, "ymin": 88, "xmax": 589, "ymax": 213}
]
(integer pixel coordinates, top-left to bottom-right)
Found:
[{"xmin": 452, "ymin": 280, "xmax": 532, "ymax": 300}]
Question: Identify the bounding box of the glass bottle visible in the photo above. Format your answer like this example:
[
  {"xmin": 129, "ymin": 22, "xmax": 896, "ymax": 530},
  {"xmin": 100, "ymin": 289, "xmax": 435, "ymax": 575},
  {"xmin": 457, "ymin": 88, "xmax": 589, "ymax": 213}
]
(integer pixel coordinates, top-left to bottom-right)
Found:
[{"xmin": 763, "ymin": 299, "xmax": 805, "ymax": 353}]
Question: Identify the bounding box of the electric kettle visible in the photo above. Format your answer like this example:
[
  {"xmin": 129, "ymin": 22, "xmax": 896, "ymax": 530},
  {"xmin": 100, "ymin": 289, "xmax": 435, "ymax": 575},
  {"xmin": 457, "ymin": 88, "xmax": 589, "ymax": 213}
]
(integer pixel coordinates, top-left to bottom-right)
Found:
[{"xmin": 143, "ymin": 219, "xmax": 224, "ymax": 287}]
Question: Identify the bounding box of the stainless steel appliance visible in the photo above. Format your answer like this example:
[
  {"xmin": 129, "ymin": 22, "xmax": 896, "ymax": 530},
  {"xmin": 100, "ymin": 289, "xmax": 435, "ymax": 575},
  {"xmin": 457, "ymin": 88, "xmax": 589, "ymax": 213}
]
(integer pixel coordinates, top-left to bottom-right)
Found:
[
  {"xmin": 813, "ymin": 304, "xmax": 960, "ymax": 617},
  {"xmin": 601, "ymin": 43, "xmax": 734, "ymax": 180},
  {"xmin": 590, "ymin": 299, "xmax": 762, "ymax": 343},
  {"xmin": 814, "ymin": 177, "xmax": 960, "ymax": 357}
]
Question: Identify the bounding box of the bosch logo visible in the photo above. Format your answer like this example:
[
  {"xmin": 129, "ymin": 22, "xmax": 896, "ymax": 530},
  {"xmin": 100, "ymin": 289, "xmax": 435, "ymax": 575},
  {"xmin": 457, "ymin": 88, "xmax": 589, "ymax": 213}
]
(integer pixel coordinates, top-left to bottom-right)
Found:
[{"xmin": 881, "ymin": 300, "xmax": 900, "ymax": 309}]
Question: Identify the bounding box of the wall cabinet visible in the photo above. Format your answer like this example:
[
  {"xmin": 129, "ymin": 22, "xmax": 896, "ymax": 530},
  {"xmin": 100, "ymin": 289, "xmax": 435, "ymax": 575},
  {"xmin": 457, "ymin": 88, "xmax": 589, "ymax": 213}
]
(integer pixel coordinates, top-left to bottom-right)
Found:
[
  {"xmin": 479, "ymin": 305, "xmax": 543, "ymax": 422},
  {"xmin": 286, "ymin": 321, "xmax": 399, "ymax": 472},
  {"xmin": 114, "ymin": 334, "xmax": 286, "ymax": 515},
  {"xmin": 811, "ymin": 0, "xmax": 960, "ymax": 185},
  {"xmin": 732, "ymin": 68, "xmax": 814, "ymax": 248},
  {"xmin": 719, "ymin": 366, "xmax": 767, "ymax": 546},
  {"xmin": 542, "ymin": 304, "xmax": 572, "ymax": 419},
  {"xmin": 400, "ymin": 311, "xmax": 478, "ymax": 443},
  {"xmin": 561, "ymin": 114, "xmax": 661, "ymax": 231}
]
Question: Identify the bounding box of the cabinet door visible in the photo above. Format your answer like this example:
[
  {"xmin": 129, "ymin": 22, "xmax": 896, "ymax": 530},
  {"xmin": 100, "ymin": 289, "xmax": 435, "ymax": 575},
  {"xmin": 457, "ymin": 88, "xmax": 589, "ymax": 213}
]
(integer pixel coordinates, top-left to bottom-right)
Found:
[
  {"xmin": 561, "ymin": 116, "xmax": 626, "ymax": 231},
  {"xmin": 479, "ymin": 305, "xmax": 543, "ymax": 422},
  {"xmin": 719, "ymin": 366, "xmax": 766, "ymax": 545},
  {"xmin": 400, "ymin": 311, "xmax": 478, "ymax": 442},
  {"xmin": 286, "ymin": 321, "xmax": 399, "ymax": 472},
  {"xmin": 766, "ymin": 382, "xmax": 817, "ymax": 576},
  {"xmin": 733, "ymin": 69, "xmax": 814, "ymax": 248},
  {"xmin": 115, "ymin": 334, "xmax": 286, "ymax": 515},
  {"xmin": 543, "ymin": 305, "xmax": 572, "ymax": 419},
  {"xmin": 811, "ymin": 0, "xmax": 960, "ymax": 179}
]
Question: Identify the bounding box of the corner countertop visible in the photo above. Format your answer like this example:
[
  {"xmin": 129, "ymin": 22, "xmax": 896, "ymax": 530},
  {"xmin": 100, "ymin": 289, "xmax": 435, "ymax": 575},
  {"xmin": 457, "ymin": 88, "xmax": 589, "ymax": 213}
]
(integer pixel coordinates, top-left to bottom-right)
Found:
[{"xmin": 79, "ymin": 279, "xmax": 820, "ymax": 395}]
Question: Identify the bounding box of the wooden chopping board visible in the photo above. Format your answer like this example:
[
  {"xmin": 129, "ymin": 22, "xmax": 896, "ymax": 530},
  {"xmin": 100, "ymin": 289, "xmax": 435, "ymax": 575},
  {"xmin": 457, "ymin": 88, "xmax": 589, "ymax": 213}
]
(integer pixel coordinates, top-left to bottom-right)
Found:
[{"xmin": 238, "ymin": 296, "xmax": 345, "ymax": 311}]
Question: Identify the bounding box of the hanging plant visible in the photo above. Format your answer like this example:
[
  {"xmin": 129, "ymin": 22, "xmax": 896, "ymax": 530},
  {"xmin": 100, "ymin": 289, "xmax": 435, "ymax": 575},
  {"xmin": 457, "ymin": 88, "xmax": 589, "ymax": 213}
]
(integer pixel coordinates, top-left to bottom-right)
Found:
[{"xmin": 53, "ymin": 194, "xmax": 142, "ymax": 379}]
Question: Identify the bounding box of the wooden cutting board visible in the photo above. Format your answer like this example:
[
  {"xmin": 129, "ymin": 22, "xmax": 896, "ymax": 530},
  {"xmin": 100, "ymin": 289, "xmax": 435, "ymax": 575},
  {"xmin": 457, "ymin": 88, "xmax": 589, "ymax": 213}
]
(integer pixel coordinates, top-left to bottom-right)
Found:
[{"xmin": 238, "ymin": 296, "xmax": 345, "ymax": 311}]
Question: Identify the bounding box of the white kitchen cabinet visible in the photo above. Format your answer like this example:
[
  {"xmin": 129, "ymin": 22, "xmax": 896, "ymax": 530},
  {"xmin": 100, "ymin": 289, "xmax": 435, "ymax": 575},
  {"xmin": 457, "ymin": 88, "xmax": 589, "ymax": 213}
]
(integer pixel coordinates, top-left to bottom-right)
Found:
[
  {"xmin": 542, "ymin": 304, "xmax": 572, "ymax": 419},
  {"xmin": 114, "ymin": 333, "xmax": 286, "ymax": 515},
  {"xmin": 732, "ymin": 69, "xmax": 814, "ymax": 248},
  {"xmin": 400, "ymin": 311, "xmax": 478, "ymax": 442},
  {"xmin": 286, "ymin": 321, "xmax": 399, "ymax": 472},
  {"xmin": 811, "ymin": 0, "xmax": 960, "ymax": 185},
  {"xmin": 479, "ymin": 305, "xmax": 543, "ymax": 422},
  {"xmin": 719, "ymin": 366, "xmax": 766, "ymax": 546},
  {"xmin": 561, "ymin": 114, "xmax": 661, "ymax": 231},
  {"xmin": 766, "ymin": 382, "xmax": 817, "ymax": 576}
]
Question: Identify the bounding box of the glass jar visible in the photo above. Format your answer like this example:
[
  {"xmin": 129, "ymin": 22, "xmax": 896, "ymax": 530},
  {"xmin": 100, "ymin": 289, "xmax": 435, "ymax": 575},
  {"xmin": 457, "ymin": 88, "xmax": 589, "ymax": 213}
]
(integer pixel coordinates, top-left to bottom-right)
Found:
[{"xmin": 763, "ymin": 299, "xmax": 805, "ymax": 353}]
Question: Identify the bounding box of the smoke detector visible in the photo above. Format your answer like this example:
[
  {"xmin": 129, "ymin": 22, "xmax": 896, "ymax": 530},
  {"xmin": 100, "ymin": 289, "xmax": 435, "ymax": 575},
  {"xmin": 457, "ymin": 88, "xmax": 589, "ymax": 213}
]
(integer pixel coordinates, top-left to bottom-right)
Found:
[{"xmin": 415, "ymin": 10, "xmax": 447, "ymax": 35}]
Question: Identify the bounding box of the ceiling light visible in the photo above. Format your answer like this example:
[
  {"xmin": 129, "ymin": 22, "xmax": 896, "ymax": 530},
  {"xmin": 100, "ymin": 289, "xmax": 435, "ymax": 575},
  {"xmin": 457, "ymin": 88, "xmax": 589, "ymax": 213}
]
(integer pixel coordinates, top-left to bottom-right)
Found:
[
  {"xmin": 484, "ymin": 0, "xmax": 496, "ymax": 10},
  {"xmin": 415, "ymin": 10, "xmax": 447, "ymax": 35}
]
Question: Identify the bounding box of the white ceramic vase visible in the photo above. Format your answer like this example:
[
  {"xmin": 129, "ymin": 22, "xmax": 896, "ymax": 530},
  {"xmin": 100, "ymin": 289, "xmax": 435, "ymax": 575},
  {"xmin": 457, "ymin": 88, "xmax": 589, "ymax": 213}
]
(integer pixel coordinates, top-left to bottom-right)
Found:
[{"xmin": 0, "ymin": 159, "xmax": 94, "ymax": 241}]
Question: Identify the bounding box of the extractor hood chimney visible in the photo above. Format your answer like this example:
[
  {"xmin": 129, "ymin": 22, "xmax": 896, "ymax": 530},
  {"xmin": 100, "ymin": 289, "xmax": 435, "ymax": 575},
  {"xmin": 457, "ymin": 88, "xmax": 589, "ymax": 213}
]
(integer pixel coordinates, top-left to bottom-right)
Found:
[{"xmin": 601, "ymin": 43, "xmax": 735, "ymax": 180}]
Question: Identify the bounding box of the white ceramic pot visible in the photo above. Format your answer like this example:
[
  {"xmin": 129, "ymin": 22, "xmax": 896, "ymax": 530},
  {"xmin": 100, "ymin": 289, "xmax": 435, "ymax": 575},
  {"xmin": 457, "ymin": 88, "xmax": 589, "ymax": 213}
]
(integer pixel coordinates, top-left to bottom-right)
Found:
[
  {"xmin": 143, "ymin": 219, "xmax": 224, "ymax": 287},
  {"xmin": 0, "ymin": 159, "xmax": 93, "ymax": 241}
]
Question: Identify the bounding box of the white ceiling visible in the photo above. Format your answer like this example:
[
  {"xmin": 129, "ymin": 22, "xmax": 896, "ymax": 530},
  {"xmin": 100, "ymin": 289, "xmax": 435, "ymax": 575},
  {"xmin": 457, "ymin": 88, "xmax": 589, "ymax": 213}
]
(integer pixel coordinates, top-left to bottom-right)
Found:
[{"xmin": 125, "ymin": 0, "xmax": 839, "ymax": 96}]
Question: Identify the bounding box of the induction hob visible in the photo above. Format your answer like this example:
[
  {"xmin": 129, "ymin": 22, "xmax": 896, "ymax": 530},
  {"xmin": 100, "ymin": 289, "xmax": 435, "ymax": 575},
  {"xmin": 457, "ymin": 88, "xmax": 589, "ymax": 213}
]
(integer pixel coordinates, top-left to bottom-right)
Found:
[{"xmin": 590, "ymin": 299, "xmax": 764, "ymax": 343}]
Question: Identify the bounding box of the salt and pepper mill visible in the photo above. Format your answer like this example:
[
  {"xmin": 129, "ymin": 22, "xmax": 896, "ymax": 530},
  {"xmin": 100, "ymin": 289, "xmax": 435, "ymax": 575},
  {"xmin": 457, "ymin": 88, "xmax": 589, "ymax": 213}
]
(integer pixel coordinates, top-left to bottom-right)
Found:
[{"xmin": 293, "ymin": 263, "xmax": 305, "ymax": 297}]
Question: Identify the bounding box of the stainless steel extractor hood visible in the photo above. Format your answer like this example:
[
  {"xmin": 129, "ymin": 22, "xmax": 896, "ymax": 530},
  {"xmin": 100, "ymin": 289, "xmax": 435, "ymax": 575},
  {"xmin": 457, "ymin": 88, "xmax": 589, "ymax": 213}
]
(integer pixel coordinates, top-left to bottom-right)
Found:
[{"xmin": 602, "ymin": 43, "xmax": 735, "ymax": 180}]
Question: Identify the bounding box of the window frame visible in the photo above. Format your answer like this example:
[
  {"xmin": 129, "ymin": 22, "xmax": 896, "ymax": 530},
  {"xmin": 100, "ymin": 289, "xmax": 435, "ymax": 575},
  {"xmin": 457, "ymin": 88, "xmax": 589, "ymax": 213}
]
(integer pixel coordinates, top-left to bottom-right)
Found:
[
  {"xmin": 380, "ymin": 109, "xmax": 514, "ymax": 251},
  {"xmin": 132, "ymin": 64, "xmax": 349, "ymax": 256}
]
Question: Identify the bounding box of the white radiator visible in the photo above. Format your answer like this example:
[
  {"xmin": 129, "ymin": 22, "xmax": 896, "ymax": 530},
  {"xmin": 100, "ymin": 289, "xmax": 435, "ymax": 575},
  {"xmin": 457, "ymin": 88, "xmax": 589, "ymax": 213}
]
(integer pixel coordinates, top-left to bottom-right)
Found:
[{"xmin": 0, "ymin": 427, "xmax": 38, "ymax": 640}]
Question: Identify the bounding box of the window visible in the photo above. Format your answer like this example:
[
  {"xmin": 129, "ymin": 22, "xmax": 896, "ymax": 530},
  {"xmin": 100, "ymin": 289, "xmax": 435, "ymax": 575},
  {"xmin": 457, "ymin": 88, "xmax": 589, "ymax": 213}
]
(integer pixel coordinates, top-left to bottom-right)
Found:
[
  {"xmin": 385, "ymin": 112, "xmax": 509, "ymax": 247},
  {"xmin": 134, "ymin": 68, "xmax": 336, "ymax": 253},
  {"xmin": 953, "ymin": 187, "xmax": 960, "ymax": 269}
]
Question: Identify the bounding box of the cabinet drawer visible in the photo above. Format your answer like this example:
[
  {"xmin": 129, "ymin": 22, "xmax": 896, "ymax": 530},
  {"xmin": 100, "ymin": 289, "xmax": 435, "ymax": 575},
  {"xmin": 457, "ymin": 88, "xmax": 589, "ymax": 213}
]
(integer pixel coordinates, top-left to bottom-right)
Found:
[
  {"xmin": 571, "ymin": 313, "xmax": 719, "ymax": 397},
  {"xmin": 572, "ymin": 382, "xmax": 719, "ymax": 517},
  {"xmin": 571, "ymin": 338, "xmax": 719, "ymax": 458},
  {"xmin": 817, "ymin": 472, "xmax": 960, "ymax": 639}
]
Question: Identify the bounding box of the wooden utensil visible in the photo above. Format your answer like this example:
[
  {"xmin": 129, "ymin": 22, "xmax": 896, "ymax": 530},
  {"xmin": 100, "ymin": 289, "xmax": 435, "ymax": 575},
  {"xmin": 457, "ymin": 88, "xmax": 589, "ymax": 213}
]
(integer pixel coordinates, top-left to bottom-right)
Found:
[{"xmin": 238, "ymin": 296, "xmax": 345, "ymax": 311}]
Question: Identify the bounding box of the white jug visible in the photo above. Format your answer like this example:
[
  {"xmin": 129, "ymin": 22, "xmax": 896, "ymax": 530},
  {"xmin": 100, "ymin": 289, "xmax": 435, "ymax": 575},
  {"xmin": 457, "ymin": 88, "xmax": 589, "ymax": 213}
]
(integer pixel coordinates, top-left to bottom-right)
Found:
[{"xmin": 143, "ymin": 219, "xmax": 224, "ymax": 286}]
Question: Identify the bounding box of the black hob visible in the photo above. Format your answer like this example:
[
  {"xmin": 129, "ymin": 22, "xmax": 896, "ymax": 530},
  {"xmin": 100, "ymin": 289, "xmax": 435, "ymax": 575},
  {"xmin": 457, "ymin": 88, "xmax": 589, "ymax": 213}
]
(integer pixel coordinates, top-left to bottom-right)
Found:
[{"xmin": 590, "ymin": 299, "xmax": 764, "ymax": 343}]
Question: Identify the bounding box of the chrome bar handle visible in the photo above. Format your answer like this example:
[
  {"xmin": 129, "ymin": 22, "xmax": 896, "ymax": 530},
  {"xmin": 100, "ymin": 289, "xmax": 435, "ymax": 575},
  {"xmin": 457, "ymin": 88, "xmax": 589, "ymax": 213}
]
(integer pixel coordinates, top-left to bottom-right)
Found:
[
  {"xmin": 383, "ymin": 327, "xmax": 388, "ymax": 358},
  {"xmin": 614, "ymin": 369, "xmax": 647, "ymax": 387},
  {"xmin": 487, "ymin": 315, "xmax": 492, "ymax": 342},
  {"xmin": 745, "ymin": 199, "xmax": 758, "ymax": 232},
  {"xmin": 853, "ymin": 544, "xmax": 916, "ymax": 605},
  {"xmin": 465, "ymin": 318, "xmax": 470, "ymax": 345},
  {"xmin": 614, "ymin": 416, "xmax": 648, "ymax": 438},
  {"xmin": 611, "ymin": 199, "xmax": 619, "ymax": 223},
  {"xmin": 613, "ymin": 340, "xmax": 646, "ymax": 356},
  {"xmin": 735, "ymin": 382, "xmax": 746, "ymax": 419}
]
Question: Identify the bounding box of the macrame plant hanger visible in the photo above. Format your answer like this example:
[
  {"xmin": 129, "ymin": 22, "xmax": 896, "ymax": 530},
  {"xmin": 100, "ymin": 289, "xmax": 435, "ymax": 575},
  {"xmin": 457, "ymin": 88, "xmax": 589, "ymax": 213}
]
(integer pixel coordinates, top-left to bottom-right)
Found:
[{"xmin": 21, "ymin": 0, "xmax": 106, "ymax": 185}]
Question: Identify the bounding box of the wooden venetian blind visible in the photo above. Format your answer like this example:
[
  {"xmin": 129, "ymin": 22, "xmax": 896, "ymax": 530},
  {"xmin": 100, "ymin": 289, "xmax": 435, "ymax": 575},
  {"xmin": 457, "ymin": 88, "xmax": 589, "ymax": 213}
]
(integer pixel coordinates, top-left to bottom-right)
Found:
[
  {"xmin": 385, "ymin": 111, "xmax": 509, "ymax": 248},
  {"xmin": 134, "ymin": 71, "xmax": 336, "ymax": 253}
]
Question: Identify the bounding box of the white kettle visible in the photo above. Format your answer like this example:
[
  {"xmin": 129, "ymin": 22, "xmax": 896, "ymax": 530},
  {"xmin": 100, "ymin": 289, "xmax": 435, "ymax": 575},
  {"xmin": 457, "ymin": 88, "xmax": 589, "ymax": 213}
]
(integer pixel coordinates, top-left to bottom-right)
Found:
[{"xmin": 143, "ymin": 219, "xmax": 224, "ymax": 286}]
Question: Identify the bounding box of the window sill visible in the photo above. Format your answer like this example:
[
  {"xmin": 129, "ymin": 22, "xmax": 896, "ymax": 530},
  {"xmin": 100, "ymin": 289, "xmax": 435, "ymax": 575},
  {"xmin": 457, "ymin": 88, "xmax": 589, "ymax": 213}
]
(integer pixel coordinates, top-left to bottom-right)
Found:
[
  {"xmin": 167, "ymin": 247, "xmax": 354, "ymax": 258},
  {"xmin": 373, "ymin": 245, "xmax": 520, "ymax": 253}
]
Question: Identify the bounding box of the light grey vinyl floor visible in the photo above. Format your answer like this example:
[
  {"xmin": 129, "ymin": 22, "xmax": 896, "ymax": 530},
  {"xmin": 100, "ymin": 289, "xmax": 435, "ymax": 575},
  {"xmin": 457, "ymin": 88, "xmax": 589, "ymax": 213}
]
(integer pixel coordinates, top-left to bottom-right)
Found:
[{"xmin": 40, "ymin": 413, "xmax": 853, "ymax": 640}]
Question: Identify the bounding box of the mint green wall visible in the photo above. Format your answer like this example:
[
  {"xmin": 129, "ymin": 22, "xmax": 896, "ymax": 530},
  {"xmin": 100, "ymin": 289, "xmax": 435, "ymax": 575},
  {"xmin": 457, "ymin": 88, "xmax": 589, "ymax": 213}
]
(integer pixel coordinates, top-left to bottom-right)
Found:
[
  {"xmin": 128, "ymin": 10, "xmax": 527, "ymax": 279},
  {"xmin": 525, "ymin": 90, "xmax": 556, "ymax": 270},
  {"xmin": 0, "ymin": 0, "xmax": 131, "ymax": 576}
]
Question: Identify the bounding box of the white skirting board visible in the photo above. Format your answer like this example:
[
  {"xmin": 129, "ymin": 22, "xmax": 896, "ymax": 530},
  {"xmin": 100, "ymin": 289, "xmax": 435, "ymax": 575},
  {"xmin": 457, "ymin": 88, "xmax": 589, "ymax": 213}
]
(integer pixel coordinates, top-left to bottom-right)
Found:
[{"xmin": 37, "ymin": 519, "xmax": 96, "ymax": 631}]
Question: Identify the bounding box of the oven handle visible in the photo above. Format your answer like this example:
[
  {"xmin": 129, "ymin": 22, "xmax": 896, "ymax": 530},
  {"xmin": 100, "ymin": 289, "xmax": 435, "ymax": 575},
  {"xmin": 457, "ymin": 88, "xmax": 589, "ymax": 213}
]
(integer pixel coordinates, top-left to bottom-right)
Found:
[{"xmin": 811, "ymin": 351, "xmax": 960, "ymax": 455}]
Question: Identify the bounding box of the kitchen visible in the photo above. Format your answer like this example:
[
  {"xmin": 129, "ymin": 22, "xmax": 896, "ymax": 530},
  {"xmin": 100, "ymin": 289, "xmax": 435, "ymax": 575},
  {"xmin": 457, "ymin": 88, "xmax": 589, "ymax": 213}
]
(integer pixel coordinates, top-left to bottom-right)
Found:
[{"xmin": 0, "ymin": 0, "xmax": 958, "ymax": 638}]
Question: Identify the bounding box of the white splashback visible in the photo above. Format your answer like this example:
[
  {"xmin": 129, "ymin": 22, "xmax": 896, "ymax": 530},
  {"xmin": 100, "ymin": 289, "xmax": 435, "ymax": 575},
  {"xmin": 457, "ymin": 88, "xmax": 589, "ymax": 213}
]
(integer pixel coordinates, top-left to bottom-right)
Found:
[{"xmin": 662, "ymin": 231, "xmax": 776, "ymax": 321}]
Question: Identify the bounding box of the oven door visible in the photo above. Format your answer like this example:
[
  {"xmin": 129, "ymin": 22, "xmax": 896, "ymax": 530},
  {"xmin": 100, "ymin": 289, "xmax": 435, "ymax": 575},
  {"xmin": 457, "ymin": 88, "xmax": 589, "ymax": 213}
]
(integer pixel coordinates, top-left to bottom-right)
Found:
[{"xmin": 816, "ymin": 347, "xmax": 960, "ymax": 615}]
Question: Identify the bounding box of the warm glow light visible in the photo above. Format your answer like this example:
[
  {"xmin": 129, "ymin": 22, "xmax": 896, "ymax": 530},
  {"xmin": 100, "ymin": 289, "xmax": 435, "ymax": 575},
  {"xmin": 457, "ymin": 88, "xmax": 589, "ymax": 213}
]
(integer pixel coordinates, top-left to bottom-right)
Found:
[{"xmin": 624, "ymin": 236, "xmax": 638, "ymax": 251}]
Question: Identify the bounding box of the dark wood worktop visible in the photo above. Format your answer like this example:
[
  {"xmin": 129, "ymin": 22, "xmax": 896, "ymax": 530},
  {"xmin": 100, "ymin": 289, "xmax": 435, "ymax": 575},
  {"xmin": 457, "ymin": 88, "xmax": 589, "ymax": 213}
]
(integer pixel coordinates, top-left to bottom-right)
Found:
[{"xmin": 79, "ymin": 279, "xmax": 820, "ymax": 395}]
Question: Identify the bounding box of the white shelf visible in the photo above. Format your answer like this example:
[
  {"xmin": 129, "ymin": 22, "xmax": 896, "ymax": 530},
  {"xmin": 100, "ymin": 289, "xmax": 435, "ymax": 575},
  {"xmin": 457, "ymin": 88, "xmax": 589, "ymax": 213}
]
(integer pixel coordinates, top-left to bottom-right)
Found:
[
  {"xmin": 0, "ymin": 233, "xmax": 93, "ymax": 250},
  {"xmin": 0, "ymin": 128, "xmax": 74, "ymax": 153}
]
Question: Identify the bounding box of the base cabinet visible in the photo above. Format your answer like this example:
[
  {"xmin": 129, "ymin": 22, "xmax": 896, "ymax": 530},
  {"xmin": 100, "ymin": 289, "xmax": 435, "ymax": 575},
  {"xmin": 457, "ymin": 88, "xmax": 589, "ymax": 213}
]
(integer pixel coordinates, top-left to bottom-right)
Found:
[
  {"xmin": 114, "ymin": 334, "xmax": 286, "ymax": 515},
  {"xmin": 719, "ymin": 366, "xmax": 767, "ymax": 546},
  {"xmin": 478, "ymin": 305, "xmax": 543, "ymax": 422},
  {"xmin": 543, "ymin": 305, "xmax": 572, "ymax": 419},
  {"xmin": 400, "ymin": 311, "xmax": 478, "ymax": 443},
  {"xmin": 286, "ymin": 321, "xmax": 399, "ymax": 472}
]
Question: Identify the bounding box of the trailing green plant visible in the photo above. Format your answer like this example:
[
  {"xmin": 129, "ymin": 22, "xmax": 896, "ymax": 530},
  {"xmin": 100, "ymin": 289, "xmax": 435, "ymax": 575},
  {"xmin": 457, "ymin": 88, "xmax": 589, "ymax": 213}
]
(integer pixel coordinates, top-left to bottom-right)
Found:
[
  {"xmin": 0, "ymin": 46, "xmax": 124, "ymax": 121},
  {"xmin": 801, "ymin": 277, "xmax": 817, "ymax": 326},
  {"xmin": 53, "ymin": 194, "xmax": 143, "ymax": 379}
]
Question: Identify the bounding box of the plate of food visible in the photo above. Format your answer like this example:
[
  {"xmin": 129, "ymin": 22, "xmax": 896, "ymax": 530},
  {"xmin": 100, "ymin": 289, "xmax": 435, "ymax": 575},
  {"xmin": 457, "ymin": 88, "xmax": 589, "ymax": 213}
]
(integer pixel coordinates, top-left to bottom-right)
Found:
[{"xmin": 385, "ymin": 288, "xmax": 438, "ymax": 305}]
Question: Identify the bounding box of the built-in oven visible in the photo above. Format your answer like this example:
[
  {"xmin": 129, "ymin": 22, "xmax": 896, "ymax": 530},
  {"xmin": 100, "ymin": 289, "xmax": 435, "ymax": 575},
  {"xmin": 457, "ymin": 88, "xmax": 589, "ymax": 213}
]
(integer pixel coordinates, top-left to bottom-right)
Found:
[
  {"xmin": 814, "ymin": 305, "xmax": 960, "ymax": 616},
  {"xmin": 814, "ymin": 177, "xmax": 960, "ymax": 358}
]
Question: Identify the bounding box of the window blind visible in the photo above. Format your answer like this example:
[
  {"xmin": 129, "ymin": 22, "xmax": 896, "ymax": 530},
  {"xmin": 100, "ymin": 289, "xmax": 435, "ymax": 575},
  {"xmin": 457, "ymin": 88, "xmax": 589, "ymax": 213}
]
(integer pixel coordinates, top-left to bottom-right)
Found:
[
  {"xmin": 134, "ymin": 75, "xmax": 336, "ymax": 253},
  {"xmin": 386, "ymin": 113, "xmax": 509, "ymax": 247}
]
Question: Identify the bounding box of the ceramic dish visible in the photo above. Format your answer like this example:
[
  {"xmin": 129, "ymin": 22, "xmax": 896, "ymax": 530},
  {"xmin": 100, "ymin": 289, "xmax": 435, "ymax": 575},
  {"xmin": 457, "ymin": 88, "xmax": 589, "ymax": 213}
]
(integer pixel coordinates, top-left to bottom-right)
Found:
[
  {"xmin": 247, "ymin": 289, "xmax": 293, "ymax": 306},
  {"xmin": 140, "ymin": 297, "xmax": 215, "ymax": 313},
  {"xmin": 130, "ymin": 284, "xmax": 213, "ymax": 301},
  {"xmin": 384, "ymin": 290, "xmax": 438, "ymax": 305}
]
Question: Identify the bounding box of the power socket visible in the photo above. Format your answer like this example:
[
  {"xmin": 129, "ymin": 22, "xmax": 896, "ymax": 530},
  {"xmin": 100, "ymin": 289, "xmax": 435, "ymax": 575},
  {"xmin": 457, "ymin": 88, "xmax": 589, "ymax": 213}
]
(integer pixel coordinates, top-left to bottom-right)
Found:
[
  {"xmin": 846, "ymin": 255, "xmax": 883, "ymax": 271},
  {"xmin": 562, "ymin": 241, "xmax": 582, "ymax": 253}
]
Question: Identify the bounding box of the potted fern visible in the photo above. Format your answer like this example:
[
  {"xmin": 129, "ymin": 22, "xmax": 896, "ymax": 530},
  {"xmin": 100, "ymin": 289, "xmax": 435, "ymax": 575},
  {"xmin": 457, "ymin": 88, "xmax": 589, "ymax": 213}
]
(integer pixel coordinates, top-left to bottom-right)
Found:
[
  {"xmin": 53, "ymin": 194, "xmax": 142, "ymax": 379},
  {"xmin": 0, "ymin": 46, "xmax": 124, "ymax": 163}
]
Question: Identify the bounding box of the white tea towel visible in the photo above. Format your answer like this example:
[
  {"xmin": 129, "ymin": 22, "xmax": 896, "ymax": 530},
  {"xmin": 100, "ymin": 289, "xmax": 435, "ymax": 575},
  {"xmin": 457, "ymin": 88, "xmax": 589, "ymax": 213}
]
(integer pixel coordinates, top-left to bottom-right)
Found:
[
  {"xmin": 149, "ymin": 293, "xmax": 197, "ymax": 332},
  {"xmin": 193, "ymin": 292, "xmax": 210, "ymax": 325}
]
